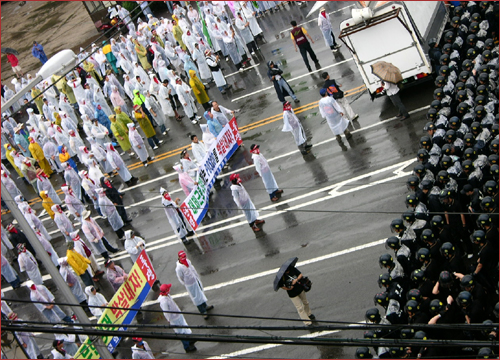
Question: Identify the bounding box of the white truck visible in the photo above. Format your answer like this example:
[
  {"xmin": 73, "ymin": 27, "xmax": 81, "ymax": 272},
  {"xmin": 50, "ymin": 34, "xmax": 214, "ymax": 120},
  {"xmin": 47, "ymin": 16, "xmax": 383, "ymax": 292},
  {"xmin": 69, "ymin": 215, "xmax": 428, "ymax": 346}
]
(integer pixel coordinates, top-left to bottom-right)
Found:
[{"xmin": 338, "ymin": 1, "xmax": 449, "ymax": 99}]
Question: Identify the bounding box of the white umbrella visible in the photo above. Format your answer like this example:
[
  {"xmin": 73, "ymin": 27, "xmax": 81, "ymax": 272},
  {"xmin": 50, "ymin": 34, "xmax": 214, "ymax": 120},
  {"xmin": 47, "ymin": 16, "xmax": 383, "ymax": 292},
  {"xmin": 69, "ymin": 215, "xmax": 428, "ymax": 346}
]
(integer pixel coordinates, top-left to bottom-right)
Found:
[{"xmin": 306, "ymin": 1, "xmax": 328, "ymax": 18}]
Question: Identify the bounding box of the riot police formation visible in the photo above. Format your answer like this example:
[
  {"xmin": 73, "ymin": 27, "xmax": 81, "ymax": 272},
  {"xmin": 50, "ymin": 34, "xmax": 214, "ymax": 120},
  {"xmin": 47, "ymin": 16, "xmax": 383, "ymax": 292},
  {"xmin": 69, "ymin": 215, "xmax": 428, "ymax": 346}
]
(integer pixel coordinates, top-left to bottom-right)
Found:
[{"xmin": 358, "ymin": 2, "xmax": 499, "ymax": 359}]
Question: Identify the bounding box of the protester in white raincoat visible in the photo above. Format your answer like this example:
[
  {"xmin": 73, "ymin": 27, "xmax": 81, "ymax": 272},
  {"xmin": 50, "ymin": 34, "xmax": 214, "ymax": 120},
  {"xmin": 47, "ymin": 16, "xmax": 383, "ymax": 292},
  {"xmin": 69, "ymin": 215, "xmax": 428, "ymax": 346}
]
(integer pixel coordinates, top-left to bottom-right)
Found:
[
  {"xmin": 87, "ymin": 158, "xmax": 106, "ymax": 186},
  {"xmin": 69, "ymin": 230, "xmax": 101, "ymax": 278},
  {"xmin": 131, "ymin": 338, "xmax": 155, "ymax": 359},
  {"xmin": 127, "ymin": 123, "xmax": 153, "ymax": 166},
  {"xmin": 53, "ymin": 328, "xmax": 79, "ymax": 356},
  {"xmin": 90, "ymin": 119, "xmax": 111, "ymax": 147},
  {"xmin": 1, "ymin": 169, "xmax": 22, "ymax": 198},
  {"xmin": 58, "ymin": 257, "xmax": 87, "ymax": 305},
  {"xmin": 28, "ymin": 281, "xmax": 73, "ymax": 323},
  {"xmin": 180, "ymin": 149, "xmax": 198, "ymax": 179},
  {"xmin": 18, "ymin": 243, "xmax": 44, "ymax": 284},
  {"xmin": 105, "ymin": 143, "xmax": 134, "ymax": 184},
  {"xmin": 62, "ymin": 185, "xmax": 86, "ymax": 219},
  {"xmin": 7, "ymin": 312, "xmax": 42, "ymax": 358},
  {"xmin": 250, "ymin": 144, "xmax": 283, "ymax": 201},
  {"xmin": 105, "ymin": 259, "xmax": 128, "ymax": 291},
  {"xmin": 205, "ymin": 49, "xmax": 228, "ymax": 93},
  {"xmin": 222, "ymin": 29, "xmax": 243, "ymax": 69},
  {"xmin": 176, "ymin": 250, "xmax": 214, "ymax": 318},
  {"xmin": 201, "ymin": 124, "xmax": 216, "ymax": 148},
  {"xmin": 174, "ymin": 77, "xmax": 200, "ymax": 124},
  {"xmin": 60, "ymin": 111, "xmax": 78, "ymax": 134},
  {"xmin": 63, "ymin": 162, "xmax": 82, "ymax": 200},
  {"xmin": 192, "ymin": 44, "xmax": 212, "ymax": 82},
  {"xmin": 282, "ymin": 101, "xmax": 312, "ymax": 155},
  {"xmin": 52, "ymin": 204, "xmax": 76, "ymax": 241},
  {"xmin": 51, "ymin": 340, "xmax": 73, "ymax": 359},
  {"xmin": 318, "ymin": 7, "xmax": 341, "ymax": 51},
  {"xmin": 34, "ymin": 229, "xmax": 59, "ymax": 267},
  {"xmin": 93, "ymin": 85, "xmax": 113, "ymax": 116},
  {"xmin": 97, "ymin": 188, "xmax": 125, "ymax": 239},
  {"xmin": 158, "ymin": 283, "xmax": 197, "ymax": 353},
  {"xmin": 191, "ymin": 134, "xmax": 207, "ymax": 164},
  {"xmin": 81, "ymin": 210, "xmax": 118, "ymax": 258},
  {"xmin": 2, "ymin": 253, "xmax": 21, "ymax": 288},
  {"xmin": 123, "ymin": 230, "xmax": 146, "ymax": 263},
  {"xmin": 230, "ymin": 173, "xmax": 265, "ymax": 232},
  {"xmin": 173, "ymin": 164, "xmax": 196, "ymax": 196},
  {"xmin": 68, "ymin": 129, "xmax": 86, "ymax": 163},
  {"xmin": 318, "ymin": 88, "xmax": 351, "ymax": 139},
  {"xmin": 20, "ymin": 203, "xmax": 52, "ymax": 241},
  {"xmin": 160, "ymin": 187, "xmax": 193, "ymax": 244},
  {"xmin": 85, "ymin": 285, "xmax": 108, "ymax": 318},
  {"xmin": 235, "ymin": 11, "xmax": 258, "ymax": 54},
  {"xmin": 89, "ymin": 135, "xmax": 113, "ymax": 173},
  {"xmin": 158, "ymin": 79, "xmax": 176, "ymax": 118},
  {"xmin": 110, "ymin": 85, "xmax": 129, "ymax": 115},
  {"xmin": 43, "ymin": 139, "xmax": 64, "ymax": 173},
  {"xmin": 241, "ymin": 1, "xmax": 263, "ymax": 37},
  {"xmin": 59, "ymin": 93, "xmax": 78, "ymax": 120}
]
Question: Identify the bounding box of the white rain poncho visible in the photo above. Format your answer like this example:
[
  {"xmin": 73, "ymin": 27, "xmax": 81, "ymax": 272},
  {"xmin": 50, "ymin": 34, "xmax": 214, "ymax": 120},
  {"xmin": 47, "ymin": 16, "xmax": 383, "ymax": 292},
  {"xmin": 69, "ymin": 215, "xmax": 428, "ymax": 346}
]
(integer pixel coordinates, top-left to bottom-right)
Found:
[
  {"xmin": 61, "ymin": 185, "xmax": 85, "ymax": 218},
  {"xmin": 87, "ymin": 158, "xmax": 106, "ymax": 185},
  {"xmin": 173, "ymin": 164, "xmax": 196, "ymax": 196},
  {"xmin": 21, "ymin": 204, "xmax": 52, "ymax": 241},
  {"xmin": 252, "ymin": 152, "xmax": 279, "ymax": 195},
  {"xmin": 63, "ymin": 164, "xmax": 82, "ymax": 200},
  {"xmin": 35, "ymin": 230, "xmax": 59, "ymax": 267},
  {"xmin": 105, "ymin": 143, "xmax": 132, "ymax": 182},
  {"xmin": 222, "ymin": 31, "xmax": 242, "ymax": 65},
  {"xmin": 30, "ymin": 283, "xmax": 69, "ymax": 323},
  {"xmin": 43, "ymin": 139, "xmax": 64, "ymax": 173},
  {"xmin": 15, "ymin": 326, "xmax": 41, "ymax": 359},
  {"xmin": 192, "ymin": 47, "xmax": 212, "ymax": 81},
  {"xmin": 282, "ymin": 108, "xmax": 307, "ymax": 146},
  {"xmin": 58, "ymin": 257, "xmax": 86, "ymax": 303},
  {"xmin": 59, "ymin": 94, "xmax": 78, "ymax": 120},
  {"xmin": 68, "ymin": 130, "xmax": 86, "ymax": 163},
  {"xmin": 1, "ymin": 171, "xmax": 22, "ymax": 198},
  {"xmin": 90, "ymin": 138, "xmax": 113, "ymax": 173},
  {"xmin": 318, "ymin": 96, "xmax": 349, "ymax": 136},
  {"xmin": 211, "ymin": 105, "xmax": 233, "ymax": 126},
  {"xmin": 2, "ymin": 253, "xmax": 19, "ymax": 283},
  {"xmin": 81, "ymin": 216, "xmax": 106, "ymax": 255},
  {"xmin": 231, "ymin": 183, "xmax": 259, "ymax": 224},
  {"xmin": 36, "ymin": 174, "xmax": 62, "ymax": 204},
  {"xmin": 90, "ymin": 121, "xmax": 111, "ymax": 147},
  {"xmin": 69, "ymin": 77, "xmax": 86, "ymax": 102},
  {"xmin": 164, "ymin": 41, "xmax": 183, "ymax": 70},
  {"xmin": 158, "ymin": 82, "xmax": 175, "ymax": 117},
  {"xmin": 53, "ymin": 330, "xmax": 79, "ymax": 356},
  {"xmin": 318, "ymin": 11, "xmax": 335, "ymax": 47},
  {"xmin": 133, "ymin": 63, "xmax": 151, "ymax": 89},
  {"xmin": 110, "ymin": 85, "xmax": 129, "ymax": 115},
  {"xmin": 52, "ymin": 204, "xmax": 76, "ymax": 241},
  {"xmin": 85, "ymin": 286, "xmax": 108, "ymax": 318},
  {"xmin": 191, "ymin": 140, "xmax": 207, "ymax": 164},
  {"xmin": 93, "ymin": 85, "xmax": 113, "ymax": 116},
  {"xmin": 241, "ymin": 2, "xmax": 262, "ymax": 36},
  {"xmin": 160, "ymin": 188, "xmax": 191, "ymax": 240},
  {"xmin": 145, "ymin": 93, "xmax": 167, "ymax": 128},
  {"xmin": 159, "ymin": 294, "xmax": 192, "ymax": 334},
  {"xmin": 124, "ymin": 230, "xmax": 146, "ymax": 263},
  {"xmin": 201, "ymin": 124, "xmax": 216, "ymax": 148},
  {"xmin": 235, "ymin": 14, "xmax": 254, "ymax": 44},
  {"xmin": 127, "ymin": 123, "xmax": 149, "ymax": 162},
  {"xmin": 131, "ymin": 342, "xmax": 154, "ymax": 359},
  {"xmin": 175, "ymin": 259, "xmax": 207, "ymax": 306},
  {"xmin": 97, "ymin": 189, "xmax": 124, "ymax": 231},
  {"xmin": 60, "ymin": 112, "xmax": 78, "ymax": 134},
  {"xmin": 180, "ymin": 157, "xmax": 198, "ymax": 179},
  {"xmin": 106, "ymin": 263, "xmax": 127, "ymax": 291},
  {"xmin": 19, "ymin": 249, "xmax": 43, "ymax": 284},
  {"xmin": 174, "ymin": 79, "xmax": 197, "ymax": 119}
]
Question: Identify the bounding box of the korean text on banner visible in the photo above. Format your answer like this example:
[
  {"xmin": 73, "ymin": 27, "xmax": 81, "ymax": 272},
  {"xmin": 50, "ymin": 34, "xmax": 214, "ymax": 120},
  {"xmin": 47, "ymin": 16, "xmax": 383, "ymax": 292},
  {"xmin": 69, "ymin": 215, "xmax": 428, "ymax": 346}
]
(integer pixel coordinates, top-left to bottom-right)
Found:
[
  {"xmin": 74, "ymin": 250, "xmax": 156, "ymax": 359},
  {"xmin": 181, "ymin": 118, "xmax": 242, "ymax": 230}
]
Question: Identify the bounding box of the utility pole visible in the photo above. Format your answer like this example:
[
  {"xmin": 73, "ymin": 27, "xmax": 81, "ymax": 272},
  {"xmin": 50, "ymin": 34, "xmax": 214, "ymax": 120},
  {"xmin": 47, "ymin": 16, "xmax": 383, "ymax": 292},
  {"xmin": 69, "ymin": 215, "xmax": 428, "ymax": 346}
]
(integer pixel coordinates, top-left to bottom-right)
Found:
[{"xmin": 2, "ymin": 183, "xmax": 114, "ymax": 359}]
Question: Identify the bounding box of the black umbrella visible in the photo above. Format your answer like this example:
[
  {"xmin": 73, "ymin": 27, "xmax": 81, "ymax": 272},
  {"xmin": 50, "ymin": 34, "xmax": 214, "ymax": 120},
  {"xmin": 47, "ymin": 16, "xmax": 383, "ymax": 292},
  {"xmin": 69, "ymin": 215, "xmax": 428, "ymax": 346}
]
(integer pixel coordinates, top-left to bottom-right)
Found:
[
  {"xmin": 1, "ymin": 48, "xmax": 19, "ymax": 56},
  {"xmin": 273, "ymin": 257, "xmax": 298, "ymax": 291}
]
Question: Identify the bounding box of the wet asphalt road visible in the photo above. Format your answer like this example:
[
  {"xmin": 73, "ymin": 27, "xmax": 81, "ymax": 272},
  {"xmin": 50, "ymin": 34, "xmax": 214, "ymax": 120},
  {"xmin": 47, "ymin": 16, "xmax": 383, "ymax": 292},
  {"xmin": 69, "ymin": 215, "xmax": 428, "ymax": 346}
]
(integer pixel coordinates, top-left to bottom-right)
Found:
[{"xmin": 1, "ymin": 2, "xmax": 436, "ymax": 358}]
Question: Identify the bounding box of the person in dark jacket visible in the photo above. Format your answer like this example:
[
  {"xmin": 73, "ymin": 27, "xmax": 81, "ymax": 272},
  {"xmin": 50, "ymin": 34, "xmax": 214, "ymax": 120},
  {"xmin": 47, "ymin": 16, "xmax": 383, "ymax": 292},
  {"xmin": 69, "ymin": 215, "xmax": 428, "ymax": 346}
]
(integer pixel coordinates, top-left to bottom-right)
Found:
[
  {"xmin": 100, "ymin": 177, "xmax": 131, "ymax": 224},
  {"xmin": 6, "ymin": 223, "xmax": 36, "ymax": 256},
  {"xmin": 267, "ymin": 61, "xmax": 299, "ymax": 104}
]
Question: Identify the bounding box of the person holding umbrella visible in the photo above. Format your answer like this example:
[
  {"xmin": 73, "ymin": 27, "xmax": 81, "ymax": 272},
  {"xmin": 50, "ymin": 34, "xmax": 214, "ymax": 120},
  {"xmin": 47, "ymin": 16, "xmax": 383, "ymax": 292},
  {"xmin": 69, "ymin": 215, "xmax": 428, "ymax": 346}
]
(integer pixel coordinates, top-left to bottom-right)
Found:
[
  {"xmin": 275, "ymin": 257, "xmax": 315, "ymax": 326},
  {"xmin": 372, "ymin": 61, "xmax": 409, "ymax": 121}
]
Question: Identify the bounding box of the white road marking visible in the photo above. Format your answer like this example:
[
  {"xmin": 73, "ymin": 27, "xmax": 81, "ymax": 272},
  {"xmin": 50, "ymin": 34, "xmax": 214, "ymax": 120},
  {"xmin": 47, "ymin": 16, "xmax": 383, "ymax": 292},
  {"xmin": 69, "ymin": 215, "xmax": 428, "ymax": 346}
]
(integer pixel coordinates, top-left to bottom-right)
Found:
[
  {"xmin": 225, "ymin": 63, "xmax": 261, "ymax": 78},
  {"xmin": 230, "ymin": 59, "xmax": 354, "ymax": 102}
]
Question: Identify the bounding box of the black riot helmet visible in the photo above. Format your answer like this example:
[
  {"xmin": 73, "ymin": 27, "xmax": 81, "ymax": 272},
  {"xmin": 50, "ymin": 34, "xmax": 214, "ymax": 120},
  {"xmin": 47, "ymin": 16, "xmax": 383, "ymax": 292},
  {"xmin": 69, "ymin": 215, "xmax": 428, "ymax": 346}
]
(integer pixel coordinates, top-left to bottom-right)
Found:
[
  {"xmin": 374, "ymin": 292, "xmax": 390, "ymax": 307},
  {"xmin": 475, "ymin": 95, "xmax": 486, "ymax": 106},
  {"xmin": 463, "ymin": 133, "xmax": 475, "ymax": 145},
  {"xmin": 478, "ymin": 72, "xmax": 489, "ymax": 83},
  {"xmin": 417, "ymin": 149, "xmax": 429, "ymax": 161},
  {"xmin": 488, "ymin": 154, "xmax": 499, "ymax": 165},
  {"xmin": 416, "ymin": 247, "xmax": 431, "ymax": 262},
  {"xmin": 457, "ymin": 90, "xmax": 468, "ymax": 102},
  {"xmin": 437, "ymin": 170, "xmax": 449, "ymax": 182},
  {"xmin": 449, "ymin": 116, "xmax": 461, "ymax": 128},
  {"xmin": 430, "ymin": 99, "xmax": 441, "ymax": 110},
  {"xmin": 429, "ymin": 299, "xmax": 444, "ymax": 314},
  {"xmin": 483, "ymin": 180, "xmax": 498, "ymax": 195},
  {"xmin": 475, "ymin": 105, "xmax": 486, "ymax": 118},
  {"xmin": 460, "ymin": 274, "xmax": 475, "ymax": 290},
  {"xmin": 442, "ymin": 43, "xmax": 453, "ymax": 54},
  {"xmin": 445, "ymin": 129, "xmax": 457, "ymax": 142},
  {"xmin": 469, "ymin": 22, "xmax": 479, "ymax": 33},
  {"xmin": 476, "ymin": 84, "xmax": 488, "ymax": 96},
  {"xmin": 455, "ymin": 81, "xmax": 466, "ymax": 92},
  {"xmin": 413, "ymin": 163, "xmax": 426, "ymax": 176},
  {"xmin": 441, "ymin": 155, "xmax": 453, "ymax": 169},
  {"xmin": 365, "ymin": 308, "xmax": 381, "ymax": 323},
  {"xmin": 411, "ymin": 269, "xmax": 426, "ymax": 283},
  {"xmin": 428, "ymin": 38, "xmax": 438, "ymax": 48},
  {"xmin": 405, "ymin": 300, "xmax": 420, "ymax": 314},
  {"xmin": 459, "ymin": 70, "xmax": 470, "ymax": 82},
  {"xmin": 457, "ymin": 291, "xmax": 473, "ymax": 308},
  {"xmin": 414, "ymin": 331, "xmax": 427, "ymax": 340},
  {"xmin": 471, "ymin": 121, "xmax": 482, "ymax": 134},
  {"xmin": 457, "ymin": 102, "xmax": 469, "ymax": 114},
  {"xmin": 485, "ymin": 38, "xmax": 494, "ymax": 49},
  {"xmin": 405, "ymin": 193, "xmax": 419, "ymax": 207},
  {"xmin": 463, "ymin": 147, "xmax": 477, "ymax": 160},
  {"xmin": 385, "ymin": 236, "xmax": 401, "ymax": 251},
  {"xmin": 390, "ymin": 218, "xmax": 406, "ymax": 233},
  {"xmin": 433, "ymin": 88, "xmax": 444, "ymax": 99},
  {"xmin": 435, "ymin": 75, "xmax": 446, "ymax": 86},
  {"xmin": 439, "ymin": 54, "xmax": 450, "ymax": 66},
  {"xmin": 400, "ymin": 328, "xmax": 415, "ymax": 339},
  {"xmin": 355, "ymin": 347, "xmax": 373, "ymax": 359},
  {"xmin": 444, "ymin": 30, "xmax": 455, "ymax": 42},
  {"xmin": 477, "ymin": 348, "xmax": 494, "ymax": 359},
  {"xmin": 471, "ymin": 229, "xmax": 486, "ymax": 244},
  {"xmin": 421, "ymin": 228, "xmax": 436, "ymax": 244},
  {"xmin": 402, "ymin": 209, "xmax": 416, "ymax": 223},
  {"xmin": 378, "ymin": 272, "xmax": 393, "ymax": 288},
  {"xmin": 471, "ymin": 12, "xmax": 482, "ymax": 22},
  {"xmin": 407, "ymin": 288, "xmax": 422, "ymax": 303},
  {"xmin": 419, "ymin": 136, "xmax": 432, "ymax": 148},
  {"xmin": 462, "ymin": 59, "xmax": 473, "ymax": 70},
  {"xmin": 407, "ymin": 175, "xmax": 420, "ymax": 189},
  {"xmin": 440, "ymin": 242, "xmax": 456, "ymax": 259},
  {"xmin": 438, "ymin": 270, "xmax": 453, "ymax": 288},
  {"xmin": 431, "ymin": 215, "xmax": 445, "ymax": 228},
  {"xmin": 421, "ymin": 179, "xmax": 433, "ymax": 190},
  {"xmin": 379, "ymin": 253, "xmax": 394, "ymax": 269}
]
